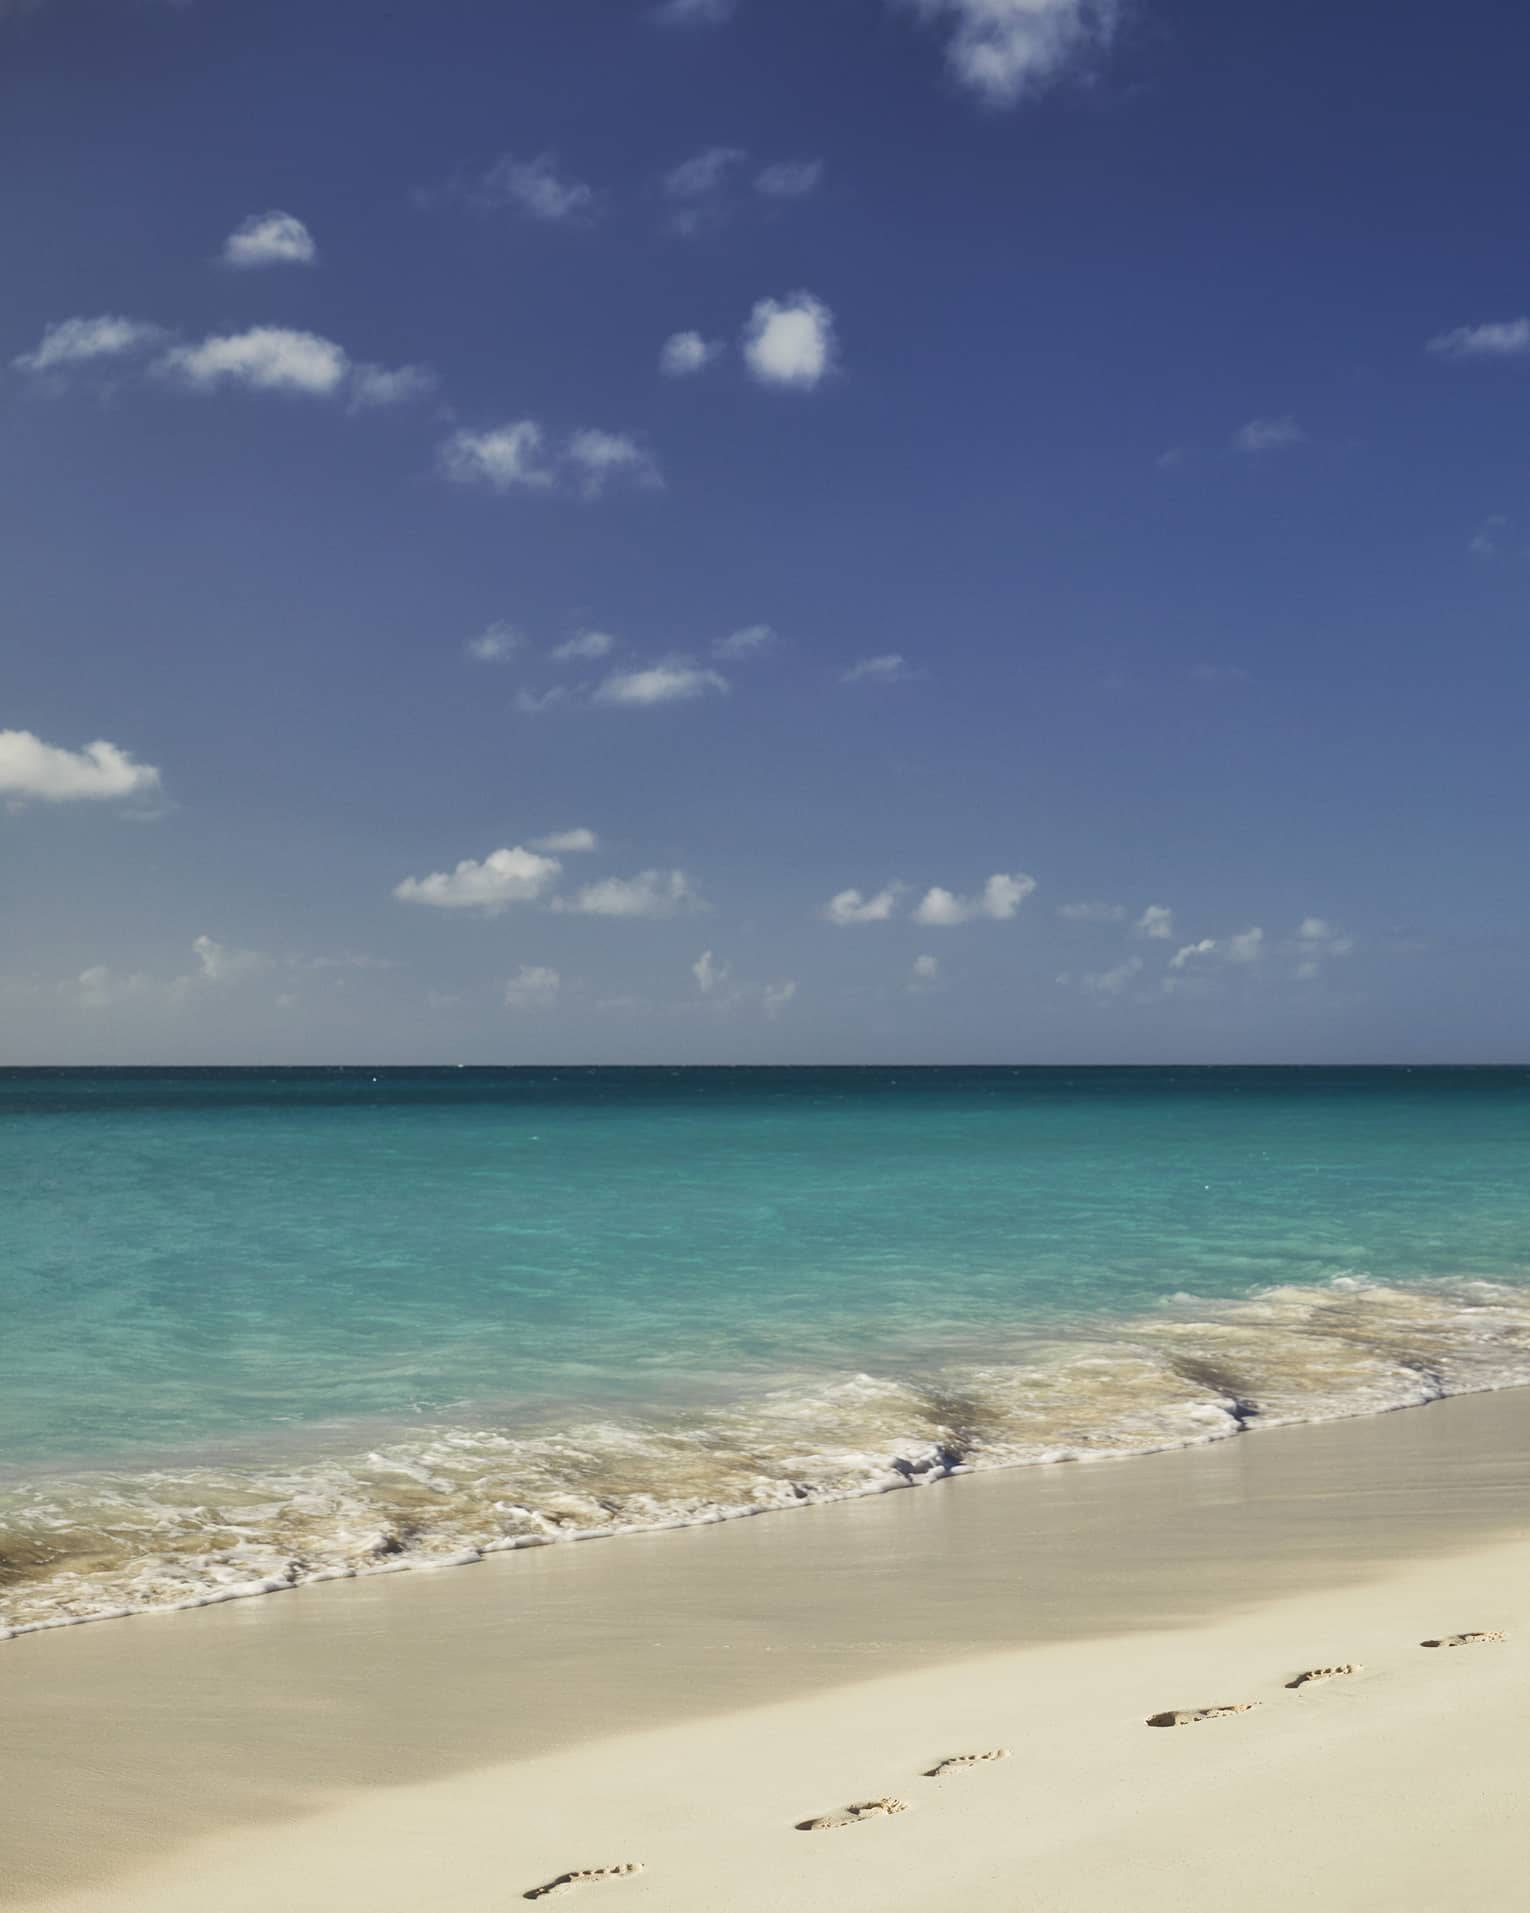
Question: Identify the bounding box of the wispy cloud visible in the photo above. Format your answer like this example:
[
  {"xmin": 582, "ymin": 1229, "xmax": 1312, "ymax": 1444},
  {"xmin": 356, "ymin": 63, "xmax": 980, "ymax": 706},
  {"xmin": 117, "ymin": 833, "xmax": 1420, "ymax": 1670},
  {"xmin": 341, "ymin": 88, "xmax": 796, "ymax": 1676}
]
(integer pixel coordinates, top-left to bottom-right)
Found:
[
  {"xmin": 1081, "ymin": 955, "xmax": 1142, "ymax": 998},
  {"xmin": 438, "ymin": 422, "xmax": 660, "ymax": 499},
  {"xmin": 1133, "ymin": 904, "xmax": 1175, "ymax": 941},
  {"xmin": 1057, "ymin": 900, "xmax": 1126, "ymax": 922},
  {"xmin": 465, "ymin": 621, "xmax": 524, "ymax": 663},
  {"xmin": 504, "ymin": 965, "xmax": 562, "ymax": 1011},
  {"xmin": 551, "ymin": 630, "xmax": 617, "ymax": 662},
  {"xmin": 552, "ymin": 869, "xmax": 704, "ymax": 918},
  {"xmin": 841, "ymin": 653, "xmax": 912, "ymax": 684},
  {"xmin": 566, "ymin": 428, "xmax": 663, "ymax": 499},
  {"xmin": 1233, "ymin": 416, "xmax": 1305, "ymax": 454},
  {"xmin": 1427, "ymin": 318, "xmax": 1530, "ymax": 361},
  {"xmin": 158, "ymin": 326, "xmax": 350, "ymax": 397},
  {"xmin": 755, "ymin": 159, "xmax": 824, "ymax": 199},
  {"xmin": 594, "ymin": 660, "xmax": 728, "ymax": 706},
  {"xmin": 692, "ymin": 949, "xmax": 797, "ymax": 1017},
  {"xmin": 651, "ymin": 0, "xmax": 738, "ymax": 24},
  {"xmin": 660, "ymin": 330, "xmax": 723, "ymax": 377},
  {"xmin": 476, "ymin": 152, "xmax": 597, "ymax": 223},
  {"xmin": 712, "ymin": 623, "xmax": 775, "ymax": 660},
  {"xmin": 12, "ymin": 314, "xmax": 166, "ymax": 378},
  {"xmin": 1291, "ymin": 916, "xmax": 1354, "ymax": 980},
  {"xmin": 1169, "ymin": 927, "xmax": 1264, "ymax": 970},
  {"xmin": 220, "ymin": 210, "xmax": 317, "ymax": 269},
  {"xmin": 530, "ymin": 828, "xmax": 599, "ymax": 854}
]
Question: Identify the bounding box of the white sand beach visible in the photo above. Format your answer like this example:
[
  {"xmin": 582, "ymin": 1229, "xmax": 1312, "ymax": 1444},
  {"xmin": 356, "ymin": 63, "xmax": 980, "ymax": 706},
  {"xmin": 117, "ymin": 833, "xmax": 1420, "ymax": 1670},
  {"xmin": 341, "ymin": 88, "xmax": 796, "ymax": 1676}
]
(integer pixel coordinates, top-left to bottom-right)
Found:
[{"xmin": 6, "ymin": 1385, "xmax": 1527, "ymax": 1912}]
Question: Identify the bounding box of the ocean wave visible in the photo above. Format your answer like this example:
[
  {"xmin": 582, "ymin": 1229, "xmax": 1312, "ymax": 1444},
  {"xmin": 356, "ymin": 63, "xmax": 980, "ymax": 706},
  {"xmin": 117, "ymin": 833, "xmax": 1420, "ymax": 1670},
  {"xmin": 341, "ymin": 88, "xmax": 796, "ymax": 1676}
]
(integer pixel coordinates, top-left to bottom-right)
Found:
[{"xmin": 4, "ymin": 1274, "xmax": 1530, "ymax": 1639}]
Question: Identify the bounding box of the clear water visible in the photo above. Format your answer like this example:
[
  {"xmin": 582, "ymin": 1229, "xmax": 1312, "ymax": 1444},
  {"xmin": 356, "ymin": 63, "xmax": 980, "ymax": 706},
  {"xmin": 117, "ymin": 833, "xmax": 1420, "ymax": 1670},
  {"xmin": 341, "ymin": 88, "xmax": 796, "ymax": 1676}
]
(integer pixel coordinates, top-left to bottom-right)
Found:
[{"xmin": 5, "ymin": 1066, "xmax": 1530, "ymax": 1633}]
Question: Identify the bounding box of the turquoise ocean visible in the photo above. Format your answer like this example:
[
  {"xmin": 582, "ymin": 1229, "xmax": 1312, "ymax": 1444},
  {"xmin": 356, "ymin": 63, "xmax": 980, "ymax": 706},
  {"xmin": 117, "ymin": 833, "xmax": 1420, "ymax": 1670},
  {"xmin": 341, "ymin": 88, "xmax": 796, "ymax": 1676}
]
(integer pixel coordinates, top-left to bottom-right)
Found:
[{"xmin": 5, "ymin": 1066, "xmax": 1530, "ymax": 1636}]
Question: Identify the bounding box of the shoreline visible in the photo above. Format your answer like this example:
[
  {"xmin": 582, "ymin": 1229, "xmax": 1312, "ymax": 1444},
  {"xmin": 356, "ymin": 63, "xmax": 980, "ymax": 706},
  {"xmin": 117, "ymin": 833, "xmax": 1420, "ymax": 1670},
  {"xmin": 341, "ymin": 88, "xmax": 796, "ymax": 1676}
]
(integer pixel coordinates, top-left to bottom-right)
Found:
[{"xmin": 5, "ymin": 1380, "xmax": 1528, "ymax": 1907}]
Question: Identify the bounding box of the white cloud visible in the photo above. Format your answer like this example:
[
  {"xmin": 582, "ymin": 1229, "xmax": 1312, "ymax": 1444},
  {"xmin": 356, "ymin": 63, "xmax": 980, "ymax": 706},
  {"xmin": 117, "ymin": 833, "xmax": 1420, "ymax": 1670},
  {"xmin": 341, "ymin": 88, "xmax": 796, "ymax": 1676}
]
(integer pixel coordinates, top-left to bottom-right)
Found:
[
  {"xmin": 762, "ymin": 978, "xmax": 797, "ymax": 1016},
  {"xmin": 594, "ymin": 660, "xmax": 728, "ymax": 706},
  {"xmin": 465, "ymin": 621, "xmax": 524, "ymax": 662},
  {"xmin": 348, "ymin": 362, "xmax": 436, "ymax": 410},
  {"xmin": 901, "ymin": 0, "xmax": 1120, "ymax": 107},
  {"xmin": 12, "ymin": 314, "xmax": 165, "ymax": 376},
  {"xmin": 742, "ymin": 291, "xmax": 837, "ymax": 389},
  {"xmin": 76, "ymin": 965, "xmax": 153, "ymax": 1012},
  {"xmin": 478, "ymin": 153, "xmax": 596, "ymax": 224},
  {"xmin": 1082, "ymin": 955, "xmax": 1142, "ymax": 998},
  {"xmin": 1291, "ymin": 916, "xmax": 1354, "ymax": 979},
  {"xmin": 1057, "ymin": 900, "xmax": 1125, "ymax": 923},
  {"xmin": 1427, "ymin": 318, "xmax": 1530, "ymax": 361},
  {"xmin": 1134, "ymin": 904, "xmax": 1175, "ymax": 941},
  {"xmin": 755, "ymin": 159, "xmax": 824, "ymax": 198},
  {"xmin": 912, "ymin": 871, "xmax": 1036, "ymax": 926},
  {"xmin": 158, "ymin": 326, "xmax": 349, "ymax": 397},
  {"xmin": 664, "ymin": 145, "xmax": 746, "ymax": 202},
  {"xmin": 438, "ymin": 420, "xmax": 554, "ymax": 491},
  {"xmin": 221, "ymin": 210, "xmax": 317, "ymax": 269},
  {"xmin": 652, "ymin": 0, "xmax": 738, "ymax": 23},
  {"xmin": 553, "ymin": 869, "xmax": 703, "ymax": 918},
  {"xmin": 531, "ymin": 828, "xmax": 599, "ymax": 853},
  {"xmin": 392, "ymin": 846, "xmax": 563, "ymax": 914},
  {"xmin": 660, "ymin": 329, "xmax": 723, "ymax": 377},
  {"xmin": 713, "ymin": 623, "xmax": 776, "ymax": 660},
  {"xmin": 514, "ymin": 686, "xmax": 570, "ymax": 716},
  {"xmin": 692, "ymin": 948, "xmax": 730, "ymax": 994},
  {"xmin": 504, "ymin": 964, "xmax": 562, "ymax": 1011},
  {"xmin": 551, "ymin": 629, "xmax": 617, "ymax": 662},
  {"xmin": 1169, "ymin": 928, "xmax": 1264, "ymax": 971},
  {"xmin": 566, "ymin": 428, "xmax": 662, "ymax": 498},
  {"xmin": 192, "ymin": 934, "xmax": 269, "ymax": 984},
  {"xmin": 822, "ymin": 884, "xmax": 905, "ymax": 926},
  {"xmin": 1233, "ymin": 416, "xmax": 1305, "ymax": 454},
  {"xmin": 841, "ymin": 653, "xmax": 912, "ymax": 684},
  {"xmin": 910, "ymin": 953, "xmax": 941, "ymax": 990},
  {"xmin": 0, "ymin": 729, "xmax": 161, "ymax": 804}
]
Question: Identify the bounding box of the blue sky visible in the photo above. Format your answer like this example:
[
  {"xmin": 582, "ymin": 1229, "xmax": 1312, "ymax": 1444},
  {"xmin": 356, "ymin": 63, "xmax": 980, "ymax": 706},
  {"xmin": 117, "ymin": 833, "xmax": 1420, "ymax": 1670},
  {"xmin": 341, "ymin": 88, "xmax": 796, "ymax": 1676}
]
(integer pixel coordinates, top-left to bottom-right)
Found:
[{"xmin": 3, "ymin": 0, "xmax": 1528, "ymax": 1063}]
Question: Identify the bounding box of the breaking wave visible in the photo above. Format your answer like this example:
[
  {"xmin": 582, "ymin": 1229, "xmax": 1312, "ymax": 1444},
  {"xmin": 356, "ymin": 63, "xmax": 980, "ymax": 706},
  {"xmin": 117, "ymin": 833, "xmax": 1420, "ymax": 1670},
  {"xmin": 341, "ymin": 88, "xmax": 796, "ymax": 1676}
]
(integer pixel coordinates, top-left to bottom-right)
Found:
[{"xmin": 5, "ymin": 1274, "xmax": 1530, "ymax": 1639}]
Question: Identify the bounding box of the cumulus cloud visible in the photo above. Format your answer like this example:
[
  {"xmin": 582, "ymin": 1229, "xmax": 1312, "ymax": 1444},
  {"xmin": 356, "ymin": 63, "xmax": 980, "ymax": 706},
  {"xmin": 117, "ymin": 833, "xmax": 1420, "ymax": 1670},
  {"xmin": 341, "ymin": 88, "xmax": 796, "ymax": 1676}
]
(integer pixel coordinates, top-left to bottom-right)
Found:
[
  {"xmin": 742, "ymin": 291, "xmax": 836, "ymax": 389},
  {"xmin": 220, "ymin": 210, "xmax": 317, "ymax": 269},
  {"xmin": 530, "ymin": 828, "xmax": 599, "ymax": 853},
  {"xmin": 692, "ymin": 949, "xmax": 796, "ymax": 1017},
  {"xmin": 553, "ymin": 868, "xmax": 703, "ymax": 918},
  {"xmin": 566, "ymin": 428, "xmax": 662, "ymax": 498},
  {"xmin": 158, "ymin": 326, "xmax": 349, "ymax": 397},
  {"xmin": 1057, "ymin": 900, "xmax": 1126, "ymax": 922},
  {"xmin": 1082, "ymin": 955, "xmax": 1142, "ymax": 998},
  {"xmin": 841, "ymin": 653, "xmax": 911, "ymax": 684},
  {"xmin": 1427, "ymin": 318, "xmax": 1530, "ymax": 360},
  {"xmin": 912, "ymin": 872, "xmax": 1036, "ymax": 926},
  {"xmin": 594, "ymin": 660, "xmax": 728, "ymax": 706},
  {"xmin": 755, "ymin": 159, "xmax": 824, "ymax": 198},
  {"xmin": 504, "ymin": 964, "xmax": 561, "ymax": 1011},
  {"xmin": 1233, "ymin": 416, "xmax": 1305, "ymax": 454},
  {"xmin": 713, "ymin": 623, "xmax": 775, "ymax": 659},
  {"xmin": 0, "ymin": 729, "xmax": 161, "ymax": 804},
  {"xmin": 392, "ymin": 846, "xmax": 562, "ymax": 914},
  {"xmin": 12, "ymin": 314, "xmax": 166, "ymax": 377},
  {"xmin": 901, "ymin": 0, "xmax": 1120, "ymax": 107},
  {"xmin": 660, "ymin": 330, "xmax": 723, "ymax": 377},
  {"xmin": 551, "ymin": 630, "xmax": 617, "ymax": 662},
  {"xmin": 465, "ymin": 621, "xmax": 524, "ymax": 662},
  {"xmin": 1133, "ymin": 904, "xmax": 1175, "ymax": 941},
  {"xmin": 478, "ymin": 152, "xmax": 596, "ymax": 224},
  {"xmin": 663, "ymin": 145, "xmax": 746, "ymax": 222},
  {"xmin": 822, "ymin": 884, "xmax": 905, "ymax": 926},
  {"xmin": 438, "ymin": 420, "xmax": 552, "ymax": 491}
]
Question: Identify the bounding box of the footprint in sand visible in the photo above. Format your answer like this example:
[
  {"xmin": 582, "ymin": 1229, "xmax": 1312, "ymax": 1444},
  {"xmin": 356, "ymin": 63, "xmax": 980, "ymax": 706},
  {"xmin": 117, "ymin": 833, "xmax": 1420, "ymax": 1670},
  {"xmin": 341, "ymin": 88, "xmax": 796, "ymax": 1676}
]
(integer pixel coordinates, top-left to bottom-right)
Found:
[
  {"xmin": 796, "ymin": 1797, "xmax": 909, "ymax": 1832},
  {"xmin": 924, "ymin": 1750, "xmax": 1010, "ymax": 1777},
  {"xmin": 1287, "ymin": 1665, "xmax": 1361, "ymax": 1689},
  {"xmin": 1145, "ymin": 1703, "xmax": 1259, "ymax": 1728},
  {"xmin": 1421, "ymin": 1631, "xmax": 1506, "ymax": 1648},
  {"xmin": 524, "ymin": 1863, "xmax": 644, "ymax": 1900}
]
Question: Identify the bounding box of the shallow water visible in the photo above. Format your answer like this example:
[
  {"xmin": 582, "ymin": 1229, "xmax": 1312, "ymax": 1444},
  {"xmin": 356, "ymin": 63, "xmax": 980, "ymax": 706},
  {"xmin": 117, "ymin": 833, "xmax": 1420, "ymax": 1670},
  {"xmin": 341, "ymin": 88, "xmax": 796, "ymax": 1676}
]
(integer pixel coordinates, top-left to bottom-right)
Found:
[{"xmin": 5, "ymin": 1066, "xmax": 1530, "ymax": 1631}]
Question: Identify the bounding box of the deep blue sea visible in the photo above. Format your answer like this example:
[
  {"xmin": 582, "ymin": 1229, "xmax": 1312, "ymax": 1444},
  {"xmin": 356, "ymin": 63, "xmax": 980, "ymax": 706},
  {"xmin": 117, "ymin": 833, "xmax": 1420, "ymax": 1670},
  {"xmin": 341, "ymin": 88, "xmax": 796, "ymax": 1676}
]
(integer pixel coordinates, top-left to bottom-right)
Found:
[{"xmin": 4, "ymin": 1066, "xmax": 1530, "ymax": 1634}]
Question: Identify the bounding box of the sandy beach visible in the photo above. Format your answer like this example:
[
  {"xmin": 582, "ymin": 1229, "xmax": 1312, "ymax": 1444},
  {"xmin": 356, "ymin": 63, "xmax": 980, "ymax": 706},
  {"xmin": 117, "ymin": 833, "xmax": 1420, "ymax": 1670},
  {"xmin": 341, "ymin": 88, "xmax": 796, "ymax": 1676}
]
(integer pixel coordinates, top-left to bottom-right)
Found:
[{"xmin": 5, "ymin": 1383, "xmax": 1527, "ymax": 1911}]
